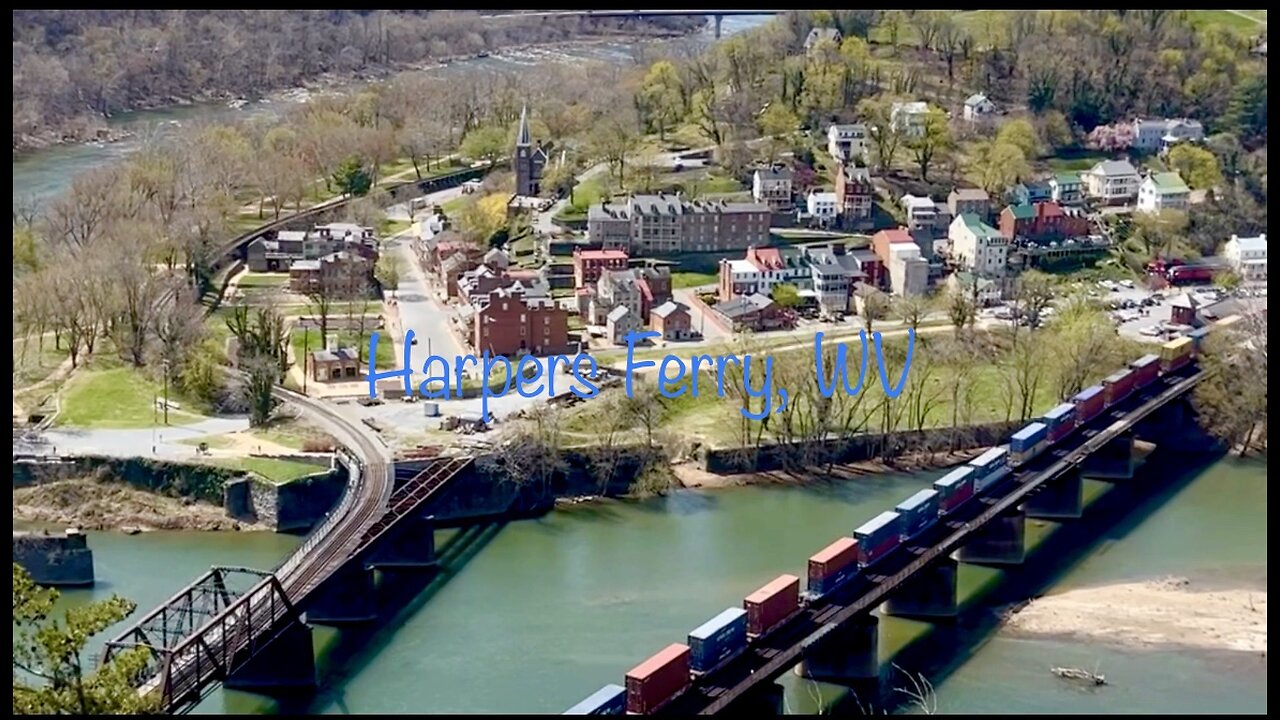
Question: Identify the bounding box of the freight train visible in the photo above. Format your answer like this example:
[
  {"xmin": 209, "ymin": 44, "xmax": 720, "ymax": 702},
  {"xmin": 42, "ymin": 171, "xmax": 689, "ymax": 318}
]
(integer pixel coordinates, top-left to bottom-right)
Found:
[{"xmin": 566, "ymin": 315, "xmax": 1240, "ymax": 716}]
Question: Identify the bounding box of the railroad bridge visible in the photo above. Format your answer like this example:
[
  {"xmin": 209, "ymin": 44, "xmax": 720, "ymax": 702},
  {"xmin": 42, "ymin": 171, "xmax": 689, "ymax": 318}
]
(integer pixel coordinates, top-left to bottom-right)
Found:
[
  {"xmin": 99, "ymin": 384, "xmax": 476, "ymax": 714},
  {"xmin": 651, "ymin": 365, "xmax": 1214, "ymax": 715}
]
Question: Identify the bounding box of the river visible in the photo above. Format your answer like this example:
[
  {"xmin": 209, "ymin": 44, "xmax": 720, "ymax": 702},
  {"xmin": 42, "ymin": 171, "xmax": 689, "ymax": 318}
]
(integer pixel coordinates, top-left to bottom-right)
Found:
[
  {"xmin": 11, "ymin": 14, "xmax": 772, "ymax": 207},
  {"xmin": 35, "ymin": 454, "xmax": 1266, "ymax": 715}
]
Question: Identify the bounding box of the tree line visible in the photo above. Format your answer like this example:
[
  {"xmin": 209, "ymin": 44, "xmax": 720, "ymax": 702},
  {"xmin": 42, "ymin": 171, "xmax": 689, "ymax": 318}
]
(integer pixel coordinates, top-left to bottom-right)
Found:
[{"xmin": 12, "ymin": 9, "xmax": 702, "ymax": 151}]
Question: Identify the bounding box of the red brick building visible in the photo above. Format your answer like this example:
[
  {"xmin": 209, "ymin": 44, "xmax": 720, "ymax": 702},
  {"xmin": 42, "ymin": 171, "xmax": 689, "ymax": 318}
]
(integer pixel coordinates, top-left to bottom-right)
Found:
[
  {"xmin": 835, "ymin": 164, "xmax": 874, "ymax": 222},
  {"xmin": 472, "ymin": 286, "xmax": 570, "ymax": 356},
  {"xmin": 572, "ymin": 248, "xmax": 629, "ymax": 288},
  {"xmin": 870, "ymin": 227, "xmax": 916, "ymax": 265},
  {"xmin": 650, "ymin": 301, "xmax": 694, "ymax": 340},
  {"xmin": 999, "ymin": 201, "xmax": 1090, "ymax": 241}
]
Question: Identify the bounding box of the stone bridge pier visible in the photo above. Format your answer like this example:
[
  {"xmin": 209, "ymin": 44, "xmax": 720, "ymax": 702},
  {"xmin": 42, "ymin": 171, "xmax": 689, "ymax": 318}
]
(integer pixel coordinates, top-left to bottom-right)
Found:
[
  {"xmin": 713, "ymin": 14, "xmax": 723, "ymax": 38},
  {"xmin": 882, "ymin": 557, "xmax": 959, "ymax": 619},
  {"xmin": 957, "ymin": 506, "xmax": 1026, "ymax": 566},
  {"xmin": 223, "ymin": 620, "xmax": 317, "ymax": 694},
  {"xmin": 1083, "ymin": 431, "xmax": 1137, "ymax": 480},
  {"xmin": 304, "ymin": 564, "xmax": 378, "ymax": 625},
  {"xmin": 794, "ymin": 614, "xmax": 880, "ymax": 684}
]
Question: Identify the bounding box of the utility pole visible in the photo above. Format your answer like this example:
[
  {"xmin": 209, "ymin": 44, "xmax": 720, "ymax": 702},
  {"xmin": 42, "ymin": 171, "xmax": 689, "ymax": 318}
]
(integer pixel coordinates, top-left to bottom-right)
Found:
[{"xmin": 162, "ymin": 361, "xmax": 170, "ymax": 425}]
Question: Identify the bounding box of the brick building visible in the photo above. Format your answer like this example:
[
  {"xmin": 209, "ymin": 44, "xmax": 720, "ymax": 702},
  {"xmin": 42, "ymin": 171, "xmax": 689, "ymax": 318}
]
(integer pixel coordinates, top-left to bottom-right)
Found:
[
  {"xmin": 999, "ymin": 201, "xmax": 1089, "ymax": 241},
  {"xmin": 650, "ymin": 301, "xmax": 694, "ymax": 341},
  {"xmin": 472, "ymin": 285, "xmax": 570, "ymax": 357},
  {"xmin": 573, "ymin": 248, "xmax": 629, "ymax": 288},
  {"xmin": 835, "ymin": 164, "xmax": 874, "ymax": 223},
  {"xmin": 288, "ymin": 251, "xmax": 375, "ymax": 297}
]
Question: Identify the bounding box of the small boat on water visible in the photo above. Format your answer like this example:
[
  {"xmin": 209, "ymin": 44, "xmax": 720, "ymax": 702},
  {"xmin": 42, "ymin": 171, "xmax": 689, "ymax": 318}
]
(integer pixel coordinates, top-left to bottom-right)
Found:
[{"xmin": 227, "ymin": 98, "xmax": 248, "ymax": 110}]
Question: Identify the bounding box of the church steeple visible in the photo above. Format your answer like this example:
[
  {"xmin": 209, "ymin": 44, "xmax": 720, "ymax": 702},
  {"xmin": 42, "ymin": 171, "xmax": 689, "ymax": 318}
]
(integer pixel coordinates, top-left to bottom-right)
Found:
[{"xmin": 516, "ymin": 104, "xmax": 531, "ymax": 147}]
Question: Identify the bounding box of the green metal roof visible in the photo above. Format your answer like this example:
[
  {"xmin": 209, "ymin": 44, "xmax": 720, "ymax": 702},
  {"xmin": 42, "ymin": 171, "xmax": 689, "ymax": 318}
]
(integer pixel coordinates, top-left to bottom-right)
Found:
[
  {"xmin": 1053, "ymin": 172, "xmax": 1081, "ymax": 186},
  {"xmin": 1149, "ymin": 171, "xmax": 1190, "ymax": 194},
  {"xmin": 1007, "ymin": 203, "xmax": 1035, "ymax": 220},
  {"xmin": 960, "ymin": 213, "xmax": 1002, "ymax": 238}
]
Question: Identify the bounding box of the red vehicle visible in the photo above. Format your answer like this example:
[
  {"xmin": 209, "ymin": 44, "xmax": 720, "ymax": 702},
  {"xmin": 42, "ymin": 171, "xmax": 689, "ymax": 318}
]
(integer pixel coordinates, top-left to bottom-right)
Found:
[
  {"xmin": 744, "ymin": 574, "xmax": 799, "ymax": 638},
  {"xmin": 1129, "ymin": 354, "xmax": 1160, "ymax": 389},
  {"xmin": 1102, "ymin": 368, "xmax": 1136, "ymax": 407},
  {"xmin": 1071, "ymin": 385, "xmax": 1105, "ymax": 425},
  {"xmin": 1166, "ymin": 264, "xmax": 1217, "ymax": 285},
  {"xmin": 625, "ymin": 643, "xmax": 691, "ymax": 714}
]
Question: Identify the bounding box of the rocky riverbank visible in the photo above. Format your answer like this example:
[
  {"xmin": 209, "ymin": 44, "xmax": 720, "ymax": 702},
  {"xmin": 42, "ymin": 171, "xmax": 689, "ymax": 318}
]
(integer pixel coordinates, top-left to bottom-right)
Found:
[
  {"xmin": 674, "ymin": 448, "xmax": 988, "ymax": 490},
  {"xmin": 1005, "ymin": 576, "xmax": 1268, "ymax": 655},
  {"xmin": 12, "ymin": 477, "xmax": 265, "ymax": 532}
]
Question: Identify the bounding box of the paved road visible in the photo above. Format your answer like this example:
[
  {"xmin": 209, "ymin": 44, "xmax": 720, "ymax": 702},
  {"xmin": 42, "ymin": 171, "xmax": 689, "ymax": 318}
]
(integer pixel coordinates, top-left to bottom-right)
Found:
[
  {"xmin": 18, "ymin": 417, "xmax": 251, "ymax": 459},
  {"xmin": 672, "ymin": 286, "xmax": 730, "ymax": 342}
]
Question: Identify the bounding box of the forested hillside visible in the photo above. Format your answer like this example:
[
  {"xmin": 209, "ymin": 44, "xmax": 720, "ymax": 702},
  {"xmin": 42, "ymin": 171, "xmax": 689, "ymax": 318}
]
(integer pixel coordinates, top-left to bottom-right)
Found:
[{"xmin": 11, "ymin": 9, "xmax": 702, "ymax": 151}]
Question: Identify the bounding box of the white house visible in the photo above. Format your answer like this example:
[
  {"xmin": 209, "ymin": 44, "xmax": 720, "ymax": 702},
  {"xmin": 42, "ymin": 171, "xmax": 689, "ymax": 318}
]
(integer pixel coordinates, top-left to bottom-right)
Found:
[
  {"xmin": 752, "ymin": 166, "xmax": 794, "ymax": 213},
  {"xmin": 1131, "ymin": 117, "xmax": 1205, "ymax": 153},
  {"xmin": 962, "ymin": 93, "xmax": 997, "ymax": 122},
  {"xmin": 1082, "ymin": 160, "xmax": 1141, "ymax": 204},
  {"xmin": 806, "ymin": 190, "xmax": 839, "ymax": 226},
  {"xmin": 887, "ymin": 243, "xmax": 929, "ymax": 297},
  {"xmin": 1223, "ymin": 233, "xmax": 1267, "ymax": 282},
  {"xmin": 948, "ymin": 213, "xmax": 1008, "ymax": 278},
  {"xmin": 890, "ymin": 101, "xmax": 929, "ymax": 138},
  {"xmin": 1136, "ymin": 171, "xmax": 1191, "ymax": 214},
  {"xmin": 900, "ymin": 194, "xmax": 949, "ymax": 235},
  {"xmin": 947, "ymin": 271, "xmax": 1002, "ymax": 306},
  {"xmin": 826, "ymin": 123, "xmax": 869, "ymax": 163}
]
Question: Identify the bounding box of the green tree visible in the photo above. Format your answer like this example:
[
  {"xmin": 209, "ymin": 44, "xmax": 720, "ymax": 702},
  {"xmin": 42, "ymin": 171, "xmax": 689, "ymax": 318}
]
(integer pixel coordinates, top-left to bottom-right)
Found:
[
  {"xmin": 968, "ymin": 139, "xmax": 1031, "ymax": 197},
  {"xmin": 375, "ymin": 254, "xmax": 403, "ymax": 298},
  {"xmin": 1166, "ymin": 144, "xmax": 1224, "ymax": 190},
  {"xmin": 1213, "ymin": 269, "xmax": 1243, "ymax": 293},
  {"xmin": 1036, "ymin": 111, "xmax": 1074, "ymax": 153},
  {"xmin": 1221, "ymin": 74, "xmax": 1267, "ymax": 149},
  {"xmin": 909, "ymin": 107, "xmax": 952, "ymax": 181},
  {"xmin": 758, "ymin": 103, "xmax": 801, "ymax": 164},
  {"xmin": 638, "ymin": 60, "xmax": 685, "ymax": 141},
  {"xmin": 857, "ymin": 96, "xmax": 904, "ymax": 173},
  {"xmin": 771, "ymin": 283, "xmax": 802, "ymax": 309},
  {"xmin": 995, "ymin": 118, "xmax": 1041, "ymax": 160},
  {"xmin": 330, "ymin": 156, "xmax": 372, "ymax": 198},
  {"xmin": 13, "ymin": 564, "xmax": 156, "ymax": 715},
  {"xmin": 460, "ymin": 125, "xmax": 507, "ymax": 168},
  {"xmin": 1192, "ymin": 315, "xmax": 1267, "ymax": 455}
]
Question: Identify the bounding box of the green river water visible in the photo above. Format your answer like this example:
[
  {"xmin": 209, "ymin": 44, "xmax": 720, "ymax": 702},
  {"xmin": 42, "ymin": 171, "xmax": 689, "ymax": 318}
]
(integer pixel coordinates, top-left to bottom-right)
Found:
[{"xmin": 40, "ymin": 454, "xmax": 1266, "ymax": 715}]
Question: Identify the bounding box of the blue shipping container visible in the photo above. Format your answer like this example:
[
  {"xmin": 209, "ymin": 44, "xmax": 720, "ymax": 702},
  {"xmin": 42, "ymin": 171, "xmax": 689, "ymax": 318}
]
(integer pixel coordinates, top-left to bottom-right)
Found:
[
  {"xmin": 565, "ymin": 684, "xmax": 627, "ymax": 715},
  {"xmin": 1042, "ymin": 403, "xmax": 1075, "ymax": 429},
  {"xmin": 855, "ymin": 511, "xmax": 902, "ymax": 566},
  {"xmin": 1010, "ymin": 422, "xmax": 1049, "ymax": 453},
  {"xmin": 896, "ymin": 489, "xmax": 940, "ymax": 540},
  {"xmin": 808, "ymin": 563, "xmax": 859, "ymax": 596},
  {"xmin": 969, "ymin": 447, "xmax": 1010, "ymax": 493},
  {"xmin": 688, "ymin": 608, "xmax": 748, "ymax": 673}
]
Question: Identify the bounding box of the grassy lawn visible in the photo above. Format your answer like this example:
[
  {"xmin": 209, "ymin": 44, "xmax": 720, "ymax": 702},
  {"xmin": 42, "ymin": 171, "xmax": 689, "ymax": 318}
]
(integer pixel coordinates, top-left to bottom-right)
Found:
[
  {"xmin": 1185, "ymin": 10, "xmax": 1266, "ymax": 34},
  {"xmin": 207, "ymin": 456, "xmax": 327, "ymax": 484},
  {"xmin": 556, "ymin": 176, "xmax": 611, "ymax": 221},
  {"xmin": 380, "ymin": 218, "xmax": 412, "ymax": 237},
  {"xmin": 672, "ymin": 271, "xmax": 719, "ymax": 289},
  {"xmin": 236, "ymin": 272, "xmax": 291, "ymax": 289},
  {"xmin": 249, "ymin": 418, "xmax": 336, "ymax": 451},
  {"xmin": 442, "ymin": 196, "xmax": 469, "ymax": 216},
  {"xmin": 13, "ymin": 336, "xmax": 70, "ymax": 389},
  {"xmin": 56, "ymin": 365, "xmax": 207, "ymax": 429},
  {"xmin": 291, "ymin": 328, "xmax": 396, "ymax": 370},
  {"xmin": 1045, "ymin": 152, "xmax": 1110, "ymax": 173}
]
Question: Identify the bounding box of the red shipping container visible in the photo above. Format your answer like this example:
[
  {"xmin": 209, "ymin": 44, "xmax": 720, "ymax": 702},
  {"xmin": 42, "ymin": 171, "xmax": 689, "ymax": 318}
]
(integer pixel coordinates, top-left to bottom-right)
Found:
[
  {"xmin": 940, "ymin": 480, "xmax": 974, "ymax": 512},
  {"xmin": 625, "ymin": 643, "xmax": 691, "ymax": 714},
  {"xmin": 809, "ymin": 537, "xmax": 859, "ymax": 585},
  {"xmin": 744, "ymin": 574, "xmax": 799, "ymax": 638},
  {"xmin": 1129, "ymin": 355, "xmax": 1160, "ymax": 389},
  {"xmin": 1047, "ymin": 422, "xmax": 1074, "ymax": 444},
  {"xmin": 1103, "ymin": 370, "xmax": 1135, "ymax": 407},
  {"xmin": 1072, "ymin": 388, "xmax": 1105, "ymax": 426}
]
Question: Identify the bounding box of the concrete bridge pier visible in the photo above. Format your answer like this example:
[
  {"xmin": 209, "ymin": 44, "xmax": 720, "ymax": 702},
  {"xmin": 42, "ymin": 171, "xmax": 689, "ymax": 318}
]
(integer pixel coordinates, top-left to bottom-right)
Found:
[
  {"xmin": 1022, "ymin": 469, "xmax": 1084, "ymax": 520},
  {"xmin": 957, "ymin": 507, "xmax": 1026, "ymax": 566},
  {"xmin": 363, "ymin": 517, "xmax": 437, "ymax": 570},
  {"xmin": 713, "ymin": 14, "xmax": 723, "ymax": 39},
  {"xmin": 794, "ymin": 614, "xmax": 880, "ymax": 684},
  {"xmin": 223, "ymin": 620, "xmax": 316, "ymax": 693},
  {"xmin": 882, "ymin": 557, "xmax": 959, "ymax": 619},
  {"xmin": 1083, "ymin": 431, "xmax": 1136, "ymax": 480},
  {"xmin": 304, "ymin": 564, "xmax": 378, "ymax": 624}
]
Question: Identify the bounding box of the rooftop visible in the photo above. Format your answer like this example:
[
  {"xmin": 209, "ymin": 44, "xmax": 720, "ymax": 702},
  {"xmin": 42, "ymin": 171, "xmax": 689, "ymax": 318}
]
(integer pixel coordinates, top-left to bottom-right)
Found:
[
  {"xmin": 1229, "ymin": 234, "xmax": 1267, "ymax": 253},
  {"xmin": 312, "ymin": 347, "xmax": 359, "ymax": 363},
  {"xmin": 950, "ymin": 187, "xmax": 990, "ymax": 202},
  {"xmin": 958, "ymin": 213, "xmax": 1002, "ymax": 238},
  {"xmin": 964, "ymin": 92, "xmax": 990, "ymax": 107},
  {"xmin": 1089, "ymin": 159, "xmax": 1139, "ymax": 177},
  {"xmin": 1053, "ymin": 172, "xmax": 1082, "ymax": 186},
  {"xmin": 651, "ymin": 300, "xmax": 689, "ymax": 319},
  {"xmin": 1147, "ymin": 171, "xmax": 1190, "ymax": 194}
]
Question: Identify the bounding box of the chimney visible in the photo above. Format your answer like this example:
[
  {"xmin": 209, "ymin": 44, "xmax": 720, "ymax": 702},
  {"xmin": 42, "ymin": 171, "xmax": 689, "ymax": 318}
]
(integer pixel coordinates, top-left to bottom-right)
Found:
[{"xmin": 832, "ymin": 242, "xmax": 847, "ymax": 256}]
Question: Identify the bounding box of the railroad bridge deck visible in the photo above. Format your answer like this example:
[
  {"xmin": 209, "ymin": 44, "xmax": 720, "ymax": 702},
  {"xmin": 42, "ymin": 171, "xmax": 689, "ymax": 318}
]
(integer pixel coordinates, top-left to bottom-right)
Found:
[{"xmin": 658, "ymin": 365, "xmax": 1205, "ymax": 715}]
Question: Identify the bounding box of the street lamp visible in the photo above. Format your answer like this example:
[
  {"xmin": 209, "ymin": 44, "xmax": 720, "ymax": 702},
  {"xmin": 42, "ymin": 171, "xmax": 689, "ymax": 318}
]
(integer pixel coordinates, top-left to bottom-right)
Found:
[{"xmin": 303, "ymin": 323, "xmax": 310, "ymax": 394}]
